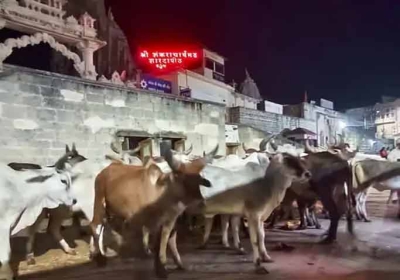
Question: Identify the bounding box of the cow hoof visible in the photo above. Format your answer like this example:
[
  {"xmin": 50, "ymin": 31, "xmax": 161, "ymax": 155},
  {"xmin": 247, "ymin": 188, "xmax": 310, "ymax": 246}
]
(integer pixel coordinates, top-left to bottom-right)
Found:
[
  {"xmin": 255, "ymin": 266, "xmax": 269, "ymax": 274},
  {"xmin": 176, "ymin": 264, "xmax": 187, "ymax": 271},
  {"xmin": 235, "ymin": 247, "xmax": 247, "ymax": 255},
  {"xmin": 260, "ymin": 255, "xmax": 274, "ymax": 263},
  {"xmin": 93, "ymin": 254, "xmax": 107, "ymax": 267},
  {"xmin": 144, "ymin": 247, "xmax": 153, "ymax": 256},
  {"xmin": 197, "ymin": 244, "xmax": 207, "ymax": 250},
  {"xmin": 155, "ymin": 264, "xmax": 168, "ymax": 278},
  {"xmin": 319, "ymin": 237, "xmax": 336, "ymax": 245},
  {"xmin": 297, "ymin": 225, "xmax": 307, "ymax": 230},
  {"xmin": 363, "ymin": 219, "xmax": 371, "ymax": 223},
  {"xmin": 67, "ymin": 249, "xmax": 77, "ymax": 256},
  {"xmin": 315, "ymin": 224, "xmax": 322, "ymax": 230},
  {"xmin": 26, "ymin": 257, "xmax": 36, "ymax": 266}
]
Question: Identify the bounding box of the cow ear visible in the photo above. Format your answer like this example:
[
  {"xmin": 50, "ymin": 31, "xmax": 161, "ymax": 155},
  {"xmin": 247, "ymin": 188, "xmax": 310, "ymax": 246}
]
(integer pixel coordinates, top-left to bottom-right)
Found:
[
  {"xmin": 146, "ymin": 164, "xmax": 164, "ymax": 186},
  {"xmin": 72, "ymin": 143, "xmax": 77, "ymax": 153},
  {"xmin": 65, "ymin": 144, "xmax": 70, "ymax": 153}
]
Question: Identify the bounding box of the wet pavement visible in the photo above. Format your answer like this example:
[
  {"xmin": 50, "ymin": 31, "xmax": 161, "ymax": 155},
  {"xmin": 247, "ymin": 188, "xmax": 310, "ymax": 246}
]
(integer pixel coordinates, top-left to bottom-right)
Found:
[{"xmin": 10, "ymin": 217, "xmax": 400, "ymax": 280}]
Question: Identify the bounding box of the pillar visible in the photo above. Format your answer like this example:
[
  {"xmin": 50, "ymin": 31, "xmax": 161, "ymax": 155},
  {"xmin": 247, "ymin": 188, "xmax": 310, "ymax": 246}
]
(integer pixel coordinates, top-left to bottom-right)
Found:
[{"xmin": 76, "ymin": 40, "xmax": 101, "ymax": 80}]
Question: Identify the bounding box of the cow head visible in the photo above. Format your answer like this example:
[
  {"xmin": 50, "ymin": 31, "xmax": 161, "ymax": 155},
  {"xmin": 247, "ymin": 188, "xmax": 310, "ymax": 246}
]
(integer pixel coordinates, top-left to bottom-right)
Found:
[
  {"xmin": 64, "ymin": 143, "xmax": 87, "ymax": 167},
  {"xmin": 32, "ymin": 150, "xmax": 80, "ymax": 208},
  {"xmin": 160, "ymin": 146, "xmax": 218, "ymax": 202},
  {"xmin": 271, "ymin": 153, "xmax": 311, "ymax": 183}
]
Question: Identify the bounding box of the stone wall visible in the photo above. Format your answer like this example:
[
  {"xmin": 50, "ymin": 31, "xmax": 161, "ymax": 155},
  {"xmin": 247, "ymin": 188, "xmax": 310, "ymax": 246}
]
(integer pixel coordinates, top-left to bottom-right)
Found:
[
  {"xmin": 0, "ymin": 65, "xmax": 225, "ymax": 165},
  {"xmin": 228, "ymin": 107, "xmax": 316, "ymax": 134}
]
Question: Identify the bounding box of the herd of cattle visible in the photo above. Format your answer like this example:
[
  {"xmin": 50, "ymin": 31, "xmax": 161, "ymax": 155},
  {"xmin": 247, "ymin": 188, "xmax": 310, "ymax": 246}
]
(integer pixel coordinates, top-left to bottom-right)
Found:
[{"xmin": 1, "ymin": 135, "xmax": 400, "ymax": 279}]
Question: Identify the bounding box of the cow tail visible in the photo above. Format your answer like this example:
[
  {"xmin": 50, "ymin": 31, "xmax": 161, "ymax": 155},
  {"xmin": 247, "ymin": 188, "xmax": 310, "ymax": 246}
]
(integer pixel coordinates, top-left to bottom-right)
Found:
[
  {"xmin": 346, "ymin": 167, "xmax": 354, "ymax": 236},
  {"xmin": 91, "ymin": 172, "xmax": 108, "ymax": 258}
]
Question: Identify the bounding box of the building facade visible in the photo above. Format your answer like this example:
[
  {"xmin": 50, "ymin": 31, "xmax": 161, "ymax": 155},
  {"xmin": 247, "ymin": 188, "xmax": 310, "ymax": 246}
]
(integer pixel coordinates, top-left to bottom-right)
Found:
[{"xmin": 283, "ymin": 100, "xmax": 346, "ymax": 146}]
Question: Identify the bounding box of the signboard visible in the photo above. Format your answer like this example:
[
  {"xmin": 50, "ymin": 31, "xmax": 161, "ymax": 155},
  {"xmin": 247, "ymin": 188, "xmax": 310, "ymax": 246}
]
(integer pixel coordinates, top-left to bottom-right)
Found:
[
  {"xmin": 264, "ymin": 100, "xmax": 283, "ymax": 115},
  {"xmin": 140, "ymin": 74, "xmax": 172, "ymax": 94},
  {"xmin": 320, "ymin": 98, "xmax": 334, "ymax": 110},
  {"xmin": 179, "ymin": 87, "xmax": 191, "ymax": 98},
  {"xmin": 225, "ymin": 124, "xmax": 240, "ymax": 143},
  {"xmin": 138, "ymin": 49, "xmax": 202, "ymax": 71}
]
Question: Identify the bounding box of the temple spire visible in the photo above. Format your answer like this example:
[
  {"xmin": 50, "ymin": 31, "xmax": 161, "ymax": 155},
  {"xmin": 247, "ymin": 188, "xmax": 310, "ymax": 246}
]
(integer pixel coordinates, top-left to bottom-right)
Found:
[
  {"xmin": 239, "ymin": 68, "xmax": 262, "ymax": 100},
  {"xmin": 304, "ymin": 90, "xmax": 308, "ymax": 103}
]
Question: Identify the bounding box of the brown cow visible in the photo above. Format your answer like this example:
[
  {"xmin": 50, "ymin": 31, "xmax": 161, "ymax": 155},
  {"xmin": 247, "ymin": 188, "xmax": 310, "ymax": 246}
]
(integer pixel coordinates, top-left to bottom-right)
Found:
[{"xmin": 90, "ymin": 146, "xmax": 217, "ymax": 278}]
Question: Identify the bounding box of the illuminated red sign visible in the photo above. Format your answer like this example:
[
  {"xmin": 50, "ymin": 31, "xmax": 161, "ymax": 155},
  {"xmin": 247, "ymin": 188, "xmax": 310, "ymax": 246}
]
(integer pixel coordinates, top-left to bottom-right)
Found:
[{"xmin": 138, "ymin": 49, "xmax": 201, "ymax": 70}]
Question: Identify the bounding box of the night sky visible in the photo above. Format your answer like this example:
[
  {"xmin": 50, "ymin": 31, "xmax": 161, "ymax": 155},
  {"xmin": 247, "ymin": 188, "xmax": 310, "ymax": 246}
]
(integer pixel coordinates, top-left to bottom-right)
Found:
[{"xmin": 106, "ymin": 0, "xmax": 400, "ymax": 110}]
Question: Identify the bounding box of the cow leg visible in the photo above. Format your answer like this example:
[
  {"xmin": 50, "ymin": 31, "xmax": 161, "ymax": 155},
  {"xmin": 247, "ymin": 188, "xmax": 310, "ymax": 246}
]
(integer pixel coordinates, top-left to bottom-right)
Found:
[
  {"xmin": 319, "ymin": 193, "xmax": 339, "ymax": 244},
  {"xmin": 199, "ymin": 216, "xmax": 213, "ymax": 249},
  {"xmin": 257, "ymin": 219, "xmax": 272, "ymax": 263},
  {"xmin": 0, "ymin": 226, "xmax": 13, "ymax": 280},
  {"xmin": 306, "ymin": 207, "xmax": 315, "ymax": 227},
  {"xmin": 266, "ymin": 210, "xmax": 277, "ymax": 229},
  {"xmin": 167, "ymin": 229, "xmax": 185, "ymax": 270},
  {"xmin": 397, "ymin": 191, "xmax": 400, "ymax": 219},
  {"xmin": 248, "ymin": 215, "xmax": 269, "ymax": 274},
  {"xmin": 360, "ymin": 192, "xmax": 371, "ymax": 222},
  {"xmin": 154, "ymin": 221, "xmax": 176, "ymax": 278},
  {"xmin": 354, "ymin": 193, "xmax": 362, "ymax": 220},
  {"xmin": 220, "ymin": 215, "xmax": 230, "ymax": 248},
  {"xmin": 297, "ymin": 200, "xmax": 307, "ymax": 230},
  {"xmin": 231, "ymin": 216, "xmax": 245, "ymax": 254},
  {"xmin": 310, "ymin": 208, "xmax": 321, "ymax": 229},
  {"xmin": 25, "ymin": 210, "xmax": 46, "ymax": 265},
  {"xmin": 142, "ymin": 226, "xmax": 152, "ymax": 256},
  {"xmin": 47, "ymin": 207, "xmax": 76, "ymax": 255}
]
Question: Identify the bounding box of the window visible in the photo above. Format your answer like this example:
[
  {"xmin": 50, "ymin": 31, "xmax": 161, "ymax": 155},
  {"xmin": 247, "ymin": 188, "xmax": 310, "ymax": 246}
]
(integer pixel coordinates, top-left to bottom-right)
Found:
[
  {"xmin": 205, "ymin": 57, "xmax": 225, "ymax": 75},
  {"xmin": 160, "ymin": 138, "xmax": 186, "ymax": 157},
  {"xmin": 205, "ymin": 58, "xmax": 214, "ymax": 70},
  {"xmin": 215, "ymin": 62, "xmax": 225, "ymax": 74}
]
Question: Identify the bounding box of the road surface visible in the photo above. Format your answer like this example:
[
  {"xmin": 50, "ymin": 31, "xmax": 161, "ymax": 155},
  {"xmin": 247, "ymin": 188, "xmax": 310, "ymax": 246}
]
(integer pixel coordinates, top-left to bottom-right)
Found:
[{"xmin": 10, "ymin": 218, "xmax": 400, "ymax": 280}]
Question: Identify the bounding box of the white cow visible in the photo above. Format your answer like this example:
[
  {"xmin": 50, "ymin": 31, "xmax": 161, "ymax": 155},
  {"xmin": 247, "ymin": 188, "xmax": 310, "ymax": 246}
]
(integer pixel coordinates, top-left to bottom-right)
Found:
[
  {"xmin": 199, "ymin": 139, "xmax": 306, "ymax": 251},
  {"xmin": 197, "ymin": 153, "xmax": 311, "ymax": 273},
  {"xmin": 195, "ymin": 157, "xmax": 270, "ymax": 251},
  {"xmin": 24, "ymin": 144, "xmax": 142, "ymax": 265},
  {"xmin": 351, "ymin": 158, "xmax": 400, "ymax": 221},
  {"xmin": 0, "ymin": 156, "xmax": 75, "ymax": 280},
  {"xmin": 347, "ymin": 153, "xmax": 386, "ymax": 222}
]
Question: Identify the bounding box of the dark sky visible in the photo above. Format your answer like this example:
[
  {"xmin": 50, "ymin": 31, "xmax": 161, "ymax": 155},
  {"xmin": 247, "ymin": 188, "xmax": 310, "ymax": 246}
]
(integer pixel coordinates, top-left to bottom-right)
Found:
[{"xmin": 106, "ymin": 0, "xmax": 400, "ymax": 110}]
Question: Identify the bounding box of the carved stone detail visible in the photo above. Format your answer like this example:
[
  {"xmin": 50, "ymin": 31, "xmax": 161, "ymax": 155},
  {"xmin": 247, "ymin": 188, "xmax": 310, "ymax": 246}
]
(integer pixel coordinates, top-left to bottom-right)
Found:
[
  {"xmin": 0, "ymin": 0, "xmax": 106, "ymax": 79},
  {"xmin": 111, "ymin": 71, "xmax": 124, "ymax": 85},
  {"xmin": 0, "ymin": 32, "xmax": 84, "ymax": 76}
]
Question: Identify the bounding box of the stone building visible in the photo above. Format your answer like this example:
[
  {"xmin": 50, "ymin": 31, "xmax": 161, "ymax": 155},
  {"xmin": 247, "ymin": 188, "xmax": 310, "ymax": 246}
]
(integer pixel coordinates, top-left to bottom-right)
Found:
[
  {"xmin": 283, "ymin": 99, "xmax": 346, "ymax": 146},
  {"xmin": 0, "ymin": 0, "xmax": 224, "ymax": 164},
  {"xmin": 65, "ymin": 0, "xmax": 135, "ymax": 80}
]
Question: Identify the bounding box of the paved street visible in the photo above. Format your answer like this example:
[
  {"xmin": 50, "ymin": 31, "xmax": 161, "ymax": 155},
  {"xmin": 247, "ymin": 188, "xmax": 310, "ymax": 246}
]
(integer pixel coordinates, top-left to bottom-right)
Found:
[{"xmin": 11, "ymin": 218, "xmax": 400, "ymax": 280}]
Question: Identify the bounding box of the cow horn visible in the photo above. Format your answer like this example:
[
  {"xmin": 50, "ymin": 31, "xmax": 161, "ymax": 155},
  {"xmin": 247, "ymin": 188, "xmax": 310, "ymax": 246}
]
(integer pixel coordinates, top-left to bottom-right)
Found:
[
  {"xmin": 164, "ymin": 148, "xmax": 181, "ymax": 172},
  {"xmin": 242, "ymin": 142, "xmax": 249, "ymax": 153},
  {"xmin": 305, "ymin": 140, "xmax": 318, "ymax": 153},
  {"xmin": 183, "ymin": 144, "xmax": 193, "ymax": 155},
  {"xmin": 270, "ymin": 140, "xmax": 279, "ymax": 151},
  {"xmin": 110, "ymin": 141, "xmax": 122, "ymax": 154},
  {"xmin": 123, "ymin": 146, "xmax": 141, "ymax": 156},
  {"xmin": 204, "ymin": 144, "xmax": 219, "ymax": 163},
  {"xmin": 266, "ymin": 141, "xmax": 278, "ymax": 155},
  {"xmin": 259, "ymin": 135, "xmax": 275, "ymax": 151}
]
